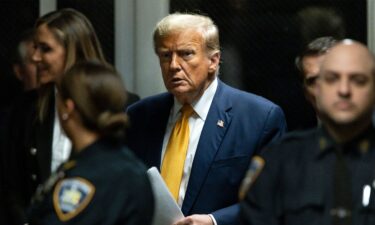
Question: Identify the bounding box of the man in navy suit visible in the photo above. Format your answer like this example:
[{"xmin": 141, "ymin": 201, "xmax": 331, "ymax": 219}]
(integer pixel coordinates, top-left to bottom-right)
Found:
[{"xmin": 126, "ymin": 13, "xmax": 287, "ymax": 225}]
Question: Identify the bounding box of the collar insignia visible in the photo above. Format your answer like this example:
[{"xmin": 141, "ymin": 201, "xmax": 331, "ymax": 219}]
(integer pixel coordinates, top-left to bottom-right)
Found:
[
  {"xmin": 359, "ymin": 139, "xmax": 370, "ymax": 154},
  {"xmin": 319, "ymin": 137, "xmax": 327, "ymax": 151}
]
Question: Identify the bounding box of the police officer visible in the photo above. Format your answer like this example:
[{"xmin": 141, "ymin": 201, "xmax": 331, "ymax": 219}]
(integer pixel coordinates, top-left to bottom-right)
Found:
[
  {"xmin": 28, "ymin": 61, "xmax": 154, "ymax": 225},
  {"xmin": 240, "ymin": 40, "xmax": 375, "ymax": 225},
  {"xmin": 295, "ymin": 36, "xmax": 337, "ymax": 112}
]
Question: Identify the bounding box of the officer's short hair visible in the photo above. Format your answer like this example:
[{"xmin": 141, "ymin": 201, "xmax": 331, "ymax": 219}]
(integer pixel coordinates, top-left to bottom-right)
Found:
[{"xmin": 295, "ymin": 36, "xmax": 338, "ymax": 78}]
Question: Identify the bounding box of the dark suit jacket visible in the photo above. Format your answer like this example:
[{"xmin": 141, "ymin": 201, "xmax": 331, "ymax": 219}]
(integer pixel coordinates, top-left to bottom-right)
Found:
[
  {"xmin": 125, "ymin": 91, "xmax": 140, "ymax": 109},
  {"xmin": 0, "ymin": 107, "xmax": 12, "ymax": 224},
  {"xmin": 126, "ymin": 80, "xmax": 287, "ymax": 225},
  {"xmin": 4, "ymin": 89, "xmax": 55, "ymax": 225}
]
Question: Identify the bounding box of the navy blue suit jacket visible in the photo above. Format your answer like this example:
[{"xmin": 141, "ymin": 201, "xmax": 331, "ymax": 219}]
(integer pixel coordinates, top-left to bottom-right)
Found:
[{"xmin": 126, "ymin": 80, "xmax": 287, "ymax": 225}]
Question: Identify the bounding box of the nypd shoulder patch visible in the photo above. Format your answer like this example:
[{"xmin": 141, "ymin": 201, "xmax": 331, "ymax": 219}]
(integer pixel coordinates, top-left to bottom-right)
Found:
[
  {"xmin": 238, "ymin": 156, "xmax": 265, "ymax": 200},
  {"xmin": 53, "ymin": 177, "xmax": 95, "ymax": 221}
]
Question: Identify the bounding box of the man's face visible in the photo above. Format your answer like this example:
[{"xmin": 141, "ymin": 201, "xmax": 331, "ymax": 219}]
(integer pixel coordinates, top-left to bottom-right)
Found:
[
  {"xmin": 302, "ymin": 54, "xmax": 325, "ymax": 109},
  {"xmin": 316, "ymin": 43, "xmax": 375, "ymax": 127},
  {"xmin": 13, "ymin": 40, "xmax": 38, "ymax": 91},
  {"xmin": 23, "ymin": 41, "xmax": 38, "ymax": 90},
  {"xmin": 156, "ymin": 29, "xmax": 219, "ymax": 104}
]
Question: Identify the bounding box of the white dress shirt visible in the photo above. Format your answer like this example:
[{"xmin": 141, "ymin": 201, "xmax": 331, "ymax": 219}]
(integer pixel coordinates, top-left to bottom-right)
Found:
[
  {"xmin": 161, "ymin": 78, "xmax": 218, "ymax": 223},
  {"xmin": 51, "ymin": 90, "xmax": 72, "ymax": 172}
]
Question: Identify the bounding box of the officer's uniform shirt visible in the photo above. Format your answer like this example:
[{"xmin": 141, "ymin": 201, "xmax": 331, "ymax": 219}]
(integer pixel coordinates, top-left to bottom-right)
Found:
[
  {"xmin": 240, "ymin": 125, "xmax": 375, "ymax": 225},
  {"xmin": 28, "ymin": 138, "xmax": 154, "ymax": 225}
]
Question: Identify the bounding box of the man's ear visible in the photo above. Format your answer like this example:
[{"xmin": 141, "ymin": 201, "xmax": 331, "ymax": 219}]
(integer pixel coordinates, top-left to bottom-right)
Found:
[
  {"xmin": 313, "ymin": 76, "xmax": 322, "ymax": 96},
  {"xmin": 13, "ymin": 64, "xmax": 23, "ymax": 81},
  {"xmin": 208, "ymin": 52, "xmax": 220, "ymax": 74}
]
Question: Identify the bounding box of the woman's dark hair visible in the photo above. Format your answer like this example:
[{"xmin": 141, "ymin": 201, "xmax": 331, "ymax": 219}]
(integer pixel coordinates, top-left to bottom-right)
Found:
[{"xmin": 59, "ymin": 61, "xmax": 128, "ymax": 140}]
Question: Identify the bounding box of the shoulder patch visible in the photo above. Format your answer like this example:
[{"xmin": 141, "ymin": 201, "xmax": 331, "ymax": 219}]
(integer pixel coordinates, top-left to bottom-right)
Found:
[
  {"xmin": 53, "ymin": 177, "xmax": 95, "ymax": 221},
  {"xmin": 238, "ymin": 156, "xmax": 265, "ymax": 200}
]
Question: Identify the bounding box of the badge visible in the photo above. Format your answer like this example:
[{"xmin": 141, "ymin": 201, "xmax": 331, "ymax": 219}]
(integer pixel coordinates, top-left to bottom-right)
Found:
[
  {"xmin": 238, "ymin": 156, "xmax": 265, "ymax": 200},
  {"xmin": 53, "ymin": 177, "xmax": 95, "ymax": 221}
]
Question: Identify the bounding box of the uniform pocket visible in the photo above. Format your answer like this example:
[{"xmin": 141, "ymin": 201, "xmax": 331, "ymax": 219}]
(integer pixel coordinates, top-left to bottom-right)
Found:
[
  {"xmin": 281, "ymin": 191, "xmax": 326, "ymax": 225},
  {"xmin": 283, "ymin": 190, "xmax": 325, "ymax": 213},
  {"xmin": 279, "ymin": 162, "xmax": 328, "ymax": 225},
  {"xmin": 359, "ymin": 186, "xmax": 375, "ymax": 224},
  {"xmin": 209, "ymin": 155, "xmax": 249, "ymax": 187}
]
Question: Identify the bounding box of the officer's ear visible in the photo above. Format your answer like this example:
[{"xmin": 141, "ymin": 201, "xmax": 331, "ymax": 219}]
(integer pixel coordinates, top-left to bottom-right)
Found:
[
  {"xmin": 64, "ymin": 99, "xmax": 75, "ymax": 116},
  {"xmin": 58, "ymin": 98, "xmax": 75, "ymax": 122}
]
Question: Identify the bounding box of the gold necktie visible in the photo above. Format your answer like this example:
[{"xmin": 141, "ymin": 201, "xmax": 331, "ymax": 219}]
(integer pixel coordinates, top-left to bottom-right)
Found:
[{"xmin": 161, "ymin": 104, "xmax": 194, "ymax": 201}]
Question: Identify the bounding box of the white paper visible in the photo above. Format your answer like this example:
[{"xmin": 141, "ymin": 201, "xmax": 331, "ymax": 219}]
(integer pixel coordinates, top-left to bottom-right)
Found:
[{"xmin": 147, "ymin": 167, "xmax": 184, "ymax": 225}]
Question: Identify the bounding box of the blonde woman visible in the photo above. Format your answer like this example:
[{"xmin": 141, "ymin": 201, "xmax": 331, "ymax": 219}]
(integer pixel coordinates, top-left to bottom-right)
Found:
[{"xmin": 5, "ymin": 9, "xmax": 108, "ymax": 224}]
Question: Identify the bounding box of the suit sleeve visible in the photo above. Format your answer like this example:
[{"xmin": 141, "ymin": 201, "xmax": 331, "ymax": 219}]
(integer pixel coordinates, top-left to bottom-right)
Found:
[
  {"xmin": 256, "ymin": 105, "xmax": 287, "ymax": 152},
  {"xmin": 212, "ymin": 204, "xmax": 240, "ymax": 225},
  {"xmin": 212, "ymin": 105, "xmax": 286, "ymax": 225}
]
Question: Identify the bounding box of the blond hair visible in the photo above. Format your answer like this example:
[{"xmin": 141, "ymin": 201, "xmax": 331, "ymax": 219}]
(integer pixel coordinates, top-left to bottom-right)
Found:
[
  {"xmin": 35, "ymin": 8, "xmax": 107, "ymax": 121},
  {"xmin": 153, "ymin": 13, "xmax": 220, "ymax": 56}
]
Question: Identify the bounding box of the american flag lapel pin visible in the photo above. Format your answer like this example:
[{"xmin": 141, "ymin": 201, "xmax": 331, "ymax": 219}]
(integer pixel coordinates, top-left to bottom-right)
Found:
[{"xmin": 217, "ymin": 120, "xmax": 224, "ymax": 128}]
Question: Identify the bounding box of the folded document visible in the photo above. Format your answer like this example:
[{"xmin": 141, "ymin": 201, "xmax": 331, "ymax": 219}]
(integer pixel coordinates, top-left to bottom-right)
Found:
[{"xmin": 147, "ymin": 167, "xmax": 184, "ymax": 225}]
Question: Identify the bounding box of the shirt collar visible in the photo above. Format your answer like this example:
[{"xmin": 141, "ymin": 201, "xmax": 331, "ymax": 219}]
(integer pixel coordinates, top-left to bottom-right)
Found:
[{"xmin": 172, "ymin": 77, "xmax": 218, "ymax": 121}]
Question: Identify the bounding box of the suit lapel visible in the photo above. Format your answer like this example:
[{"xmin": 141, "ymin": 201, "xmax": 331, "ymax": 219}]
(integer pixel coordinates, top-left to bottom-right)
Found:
[
  {"xmin": 182, "ymin": 81, "xmax": 234, "ymax": 214},
  {"xmin": 35, "ymin": 95, "xmax": 55, "ymax": 182}
]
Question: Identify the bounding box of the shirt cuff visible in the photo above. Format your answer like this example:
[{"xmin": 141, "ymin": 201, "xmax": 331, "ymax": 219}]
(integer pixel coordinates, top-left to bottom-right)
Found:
[{"xmin": 208, "ymin": 214, "xmax": 218, "ymax": 225}]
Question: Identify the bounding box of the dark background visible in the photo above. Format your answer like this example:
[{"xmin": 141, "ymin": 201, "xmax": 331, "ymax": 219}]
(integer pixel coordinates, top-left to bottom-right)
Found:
[
  {"xmin": 0, "ymin": 0, "xmax": 367, "ymax": 131},
  {"xmin": 0, "ymin": 0, "xmax": 39, "ymax": 108},
  {"xmin": 0, "ymin": 0, "xmax": 114, "ymax": 111},
  {"xmin": 171, "ymin": 0, "xmax": 366, "ymax": 131}
]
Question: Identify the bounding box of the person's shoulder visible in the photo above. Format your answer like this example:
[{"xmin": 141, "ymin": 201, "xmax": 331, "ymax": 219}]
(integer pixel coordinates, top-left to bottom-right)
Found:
[
  {"xmin": 219, "ymin": 81, "xmax": 279, "ymax": 108},
  {"xmin": 105, "ymin": 142, "xmax": 148, "ymax": 175},
  {"xmin": 106, "ymin": 146, "xmax": 151, "ymax": 189},
  {"xmin": 73, "ymin": 141, "xmax": 148, "ymax": 181},
  {"xmin": 124, "ymin": 91, "xmax": 140, "ymax": 109},
  {"xmin": 281, "ymin": 128, "xmax": 317, "ymax": 142},
  {"xmin": 126, "ymin": 91, "xmax": 140, "ymax": 102},
  {"xmin": 127, "ymin": 92, "xmax": 172, "ymax": 112},
  {"xmin": 118, "ymin": 145, "xmax": 148, "ymax": 172},
  {"xmin": 11, "ymin": 89, "xmax": 38, "ymax": 109},
  {"xmin": 6, "ymin": 89, "xmax": 38, "ymax": 127},
  {"xmin": 219, "ymin": 82, "xmax": 285, "ymax": 122},
  {"xmin": 262, "ymin": 128, "xmax": 318, "ymax": 156}
]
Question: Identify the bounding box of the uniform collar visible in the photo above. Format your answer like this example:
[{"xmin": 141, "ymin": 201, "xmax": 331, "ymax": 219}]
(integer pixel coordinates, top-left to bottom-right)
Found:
[
  {"xmin": 69, "ymin": 138, "xmax": 115, "ymax": 160},
  {"xmin": 316, "ymin": 125, "xmax": 375, "ymax": 158}
]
